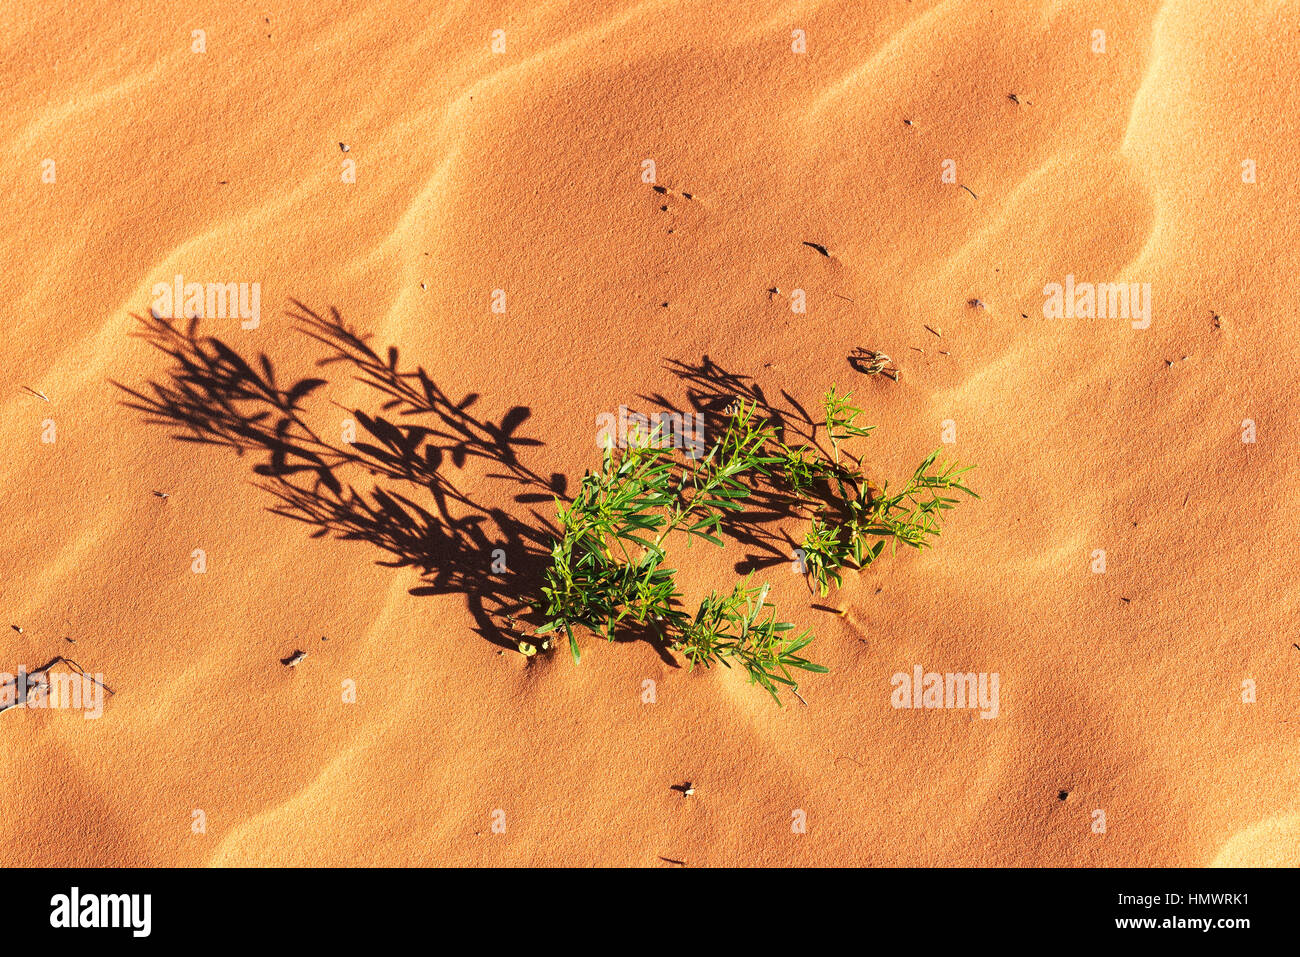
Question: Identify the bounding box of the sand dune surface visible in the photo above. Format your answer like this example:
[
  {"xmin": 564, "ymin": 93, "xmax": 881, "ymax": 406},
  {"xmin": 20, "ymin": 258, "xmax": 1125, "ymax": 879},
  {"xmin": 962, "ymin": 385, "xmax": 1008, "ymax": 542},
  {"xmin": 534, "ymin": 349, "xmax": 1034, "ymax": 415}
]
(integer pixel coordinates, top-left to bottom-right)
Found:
[{"xmin": 2, "ymin": 0, "xmax": 1298, "ymax": 866}]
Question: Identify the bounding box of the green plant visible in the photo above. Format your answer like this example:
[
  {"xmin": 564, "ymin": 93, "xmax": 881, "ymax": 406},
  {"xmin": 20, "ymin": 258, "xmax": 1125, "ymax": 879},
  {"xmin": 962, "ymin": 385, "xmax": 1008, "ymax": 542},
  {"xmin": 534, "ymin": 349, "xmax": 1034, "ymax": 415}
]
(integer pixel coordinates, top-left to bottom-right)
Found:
[
  {"xmin": 796, "ymin": 389, "xmax": 978, "ymax": 596},
  {"xmin": 674, "ymin": 578, "xmax": 821, "ymax": 703},
  {"xmin": 531, "ymin": 388, "xmax": 977, "ymax": 704}
]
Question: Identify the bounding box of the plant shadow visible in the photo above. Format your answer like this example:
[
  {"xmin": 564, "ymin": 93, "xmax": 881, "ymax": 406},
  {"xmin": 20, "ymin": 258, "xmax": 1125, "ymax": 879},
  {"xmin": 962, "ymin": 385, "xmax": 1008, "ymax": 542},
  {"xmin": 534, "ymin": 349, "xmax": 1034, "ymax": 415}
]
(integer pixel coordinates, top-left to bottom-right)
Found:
[
  {"xmin": 115, "ymin": 301, "xmax": 568, "ymax": 652},
  {"xmin": 117, "ymin": 309, "xmax": 849, "ymax": 660}
]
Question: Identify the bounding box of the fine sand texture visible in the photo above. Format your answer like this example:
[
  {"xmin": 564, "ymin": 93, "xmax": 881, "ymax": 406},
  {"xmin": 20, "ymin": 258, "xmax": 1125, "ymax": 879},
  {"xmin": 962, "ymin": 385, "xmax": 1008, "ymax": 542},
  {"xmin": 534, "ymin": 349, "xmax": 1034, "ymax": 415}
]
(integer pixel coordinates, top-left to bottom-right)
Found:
[{"xmin": 2, "ymin": 0, "xmax": 1298, "ymax": 866}]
